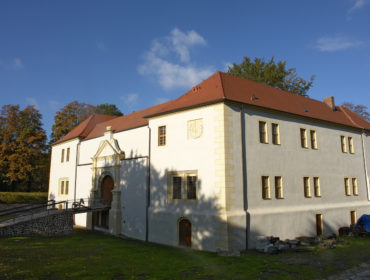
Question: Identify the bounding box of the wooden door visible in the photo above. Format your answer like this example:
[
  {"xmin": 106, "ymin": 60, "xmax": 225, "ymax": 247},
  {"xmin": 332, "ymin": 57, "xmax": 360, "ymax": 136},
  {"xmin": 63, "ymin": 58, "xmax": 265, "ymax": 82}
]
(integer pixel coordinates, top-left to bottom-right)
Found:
[
  {"xmin": 101, "ymin": 176, "xmax": 114, "ymax": 206},
  {"xmin": 179, "ymin": 219, "xmax": 192, "ymax": 247},
  {"xmin": 316, "ymin": 214, "xmax": 323, "ymax": 236}
]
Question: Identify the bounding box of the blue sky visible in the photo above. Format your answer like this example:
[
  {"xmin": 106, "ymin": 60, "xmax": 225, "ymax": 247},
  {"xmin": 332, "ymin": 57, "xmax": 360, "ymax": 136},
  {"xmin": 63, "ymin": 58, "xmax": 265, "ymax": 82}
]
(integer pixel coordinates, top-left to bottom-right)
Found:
[{"xmin": 1, "ymin": 0, "xmax": 370, "ymax": 137}]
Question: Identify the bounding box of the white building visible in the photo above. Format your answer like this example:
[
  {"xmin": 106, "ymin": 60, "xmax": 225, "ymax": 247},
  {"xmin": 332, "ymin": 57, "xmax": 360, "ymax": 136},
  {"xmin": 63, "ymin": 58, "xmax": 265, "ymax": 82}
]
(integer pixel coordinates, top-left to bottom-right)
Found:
[{"xmin": 48, "ymin": 72, "xmax": 370, "ymax": 251}]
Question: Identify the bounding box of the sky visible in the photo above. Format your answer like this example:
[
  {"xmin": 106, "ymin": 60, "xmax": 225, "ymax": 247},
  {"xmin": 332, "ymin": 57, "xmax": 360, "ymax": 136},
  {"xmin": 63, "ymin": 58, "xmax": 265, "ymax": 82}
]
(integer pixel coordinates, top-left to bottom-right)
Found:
[{"xmin": 1, "ymin": 0, "xmax": 370, "ymax": 138}]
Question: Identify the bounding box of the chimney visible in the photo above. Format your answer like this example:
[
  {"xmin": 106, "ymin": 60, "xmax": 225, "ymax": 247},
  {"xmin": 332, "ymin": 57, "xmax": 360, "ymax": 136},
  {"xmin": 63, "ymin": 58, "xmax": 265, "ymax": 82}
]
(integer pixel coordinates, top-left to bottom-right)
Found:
[{"xmin": 324, "ymin": 96, "xmax": 336, "ymax": 110}]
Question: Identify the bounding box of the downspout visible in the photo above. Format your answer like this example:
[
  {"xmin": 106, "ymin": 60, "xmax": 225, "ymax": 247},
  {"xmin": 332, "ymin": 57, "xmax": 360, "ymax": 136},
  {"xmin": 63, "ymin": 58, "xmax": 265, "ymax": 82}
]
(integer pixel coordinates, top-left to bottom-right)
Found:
[
  {"xmin": 360, "ymin": 131, "xmax": 370, "ymax": 201},
  {"xmin": 145, "ymin": 126, "xmax": 151, "ymax": 242},
  {"xmin": 240, "ymin": 104, "xmax": 248, "ymax": 249},
  {"xmin": 74, "ymin": 140, "xmax": 81, "ymax": 202}
]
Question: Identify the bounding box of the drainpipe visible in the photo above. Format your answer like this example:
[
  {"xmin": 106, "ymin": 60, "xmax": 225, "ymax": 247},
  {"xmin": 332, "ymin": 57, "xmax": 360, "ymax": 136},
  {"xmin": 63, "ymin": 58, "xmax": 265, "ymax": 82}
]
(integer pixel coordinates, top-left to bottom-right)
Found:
[
  {"xmin": 74, "ymin": 140, "xmax": 81, "ymax": 202},
  {"xmin": 240, "ymin": 104, "xmax": 248, "ymax": 249},
  {"xmin": 360, "ymin": 131, "xmax": 370, "ymax": 202},
  {"xmin": 145, "ymin": 126, "xmax": 151, "ymax": 242}
]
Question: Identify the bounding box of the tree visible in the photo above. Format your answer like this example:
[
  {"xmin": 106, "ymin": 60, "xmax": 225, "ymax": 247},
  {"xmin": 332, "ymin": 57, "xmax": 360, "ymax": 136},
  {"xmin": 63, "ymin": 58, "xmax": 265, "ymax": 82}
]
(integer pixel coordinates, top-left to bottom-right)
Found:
[
  {"xmin": 50, "ymin": 101, "xmax": 96, "ymax": 143},
  {"xmin": 227, "ymin": 56, "xmax": 315, "ymax": 96},
  {"xmin": 51, "ymin": 101, "xmax": 123, "ymax": 142},
  {"xmin": 0, "ymin": 105, "xmax": 48, "ymax": 191},
  {"xmin": 95, "ymin": 103, "xmax": 123, "ymax": 116},
  {"xmin": 342, "ymin": 102, "xmax": 370, "ymax": 121}
]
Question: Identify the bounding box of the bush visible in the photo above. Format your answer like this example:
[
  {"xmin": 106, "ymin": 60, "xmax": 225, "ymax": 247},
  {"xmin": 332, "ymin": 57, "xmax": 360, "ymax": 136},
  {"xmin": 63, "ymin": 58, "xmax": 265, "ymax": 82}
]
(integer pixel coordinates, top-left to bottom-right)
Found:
[{"xmin": 0, "ymin": 192, "xmax": 48, "ymax": 204}]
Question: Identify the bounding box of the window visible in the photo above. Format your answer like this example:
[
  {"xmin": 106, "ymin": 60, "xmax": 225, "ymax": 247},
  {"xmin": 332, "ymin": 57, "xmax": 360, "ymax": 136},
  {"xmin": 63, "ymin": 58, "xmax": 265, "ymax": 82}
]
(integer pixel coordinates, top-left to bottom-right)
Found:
[
  {"xmin": 187, "ymin": 176, "xmax": 197, "ymax": 199},
  {"xmin": 167, "ymin": 171, "xmax": 197, "ymax": 202},
  {"xmin": 172, "ymin": 176, "xmax": 182, "ymax": 199},
  {"xmin": 352, "ymin": 178, "xmax": 358, "ymax": 196},
  {"xmin": 158, "ymin": 126, "xmax": 166, "ymax": 146},
  {"xmin": 59, "ymin": 179, "xmax": 69, "ymax": 196},
  {"xmin": 303, "ymin": 177, "xmax": 311, "ymax": 197},
  {"xmin": 300, "ymin": 128, "xmax": 308, "ymax": 148},
  {"xmin": 66, "ymin": 147, "xmax": 70, "ymax": 162},
  {"xmin": 344, "ymin": 177, "xmax": 350, "ymax": 196},
  {"xmin": 313, "ymin": 177, "xmax": 321, "ymax": 197},
  {"xmin": 350, "ymin": 211, "xmax": 357, "ymax": 225},
  {"xmin": 274, "ymin": 176, "xmax": 283, "ymax": 199},
  {"xmin": 348, "ymin": 137, "xmax": 354, "ymax": 154},
  {"xmin": 271, "ymin": 123, "xmax": 280, "ymax": 145},
  {"xmin": 310, "ymin": 130, "xmax": 317, "ymax": 149},
  {"xmin": 259, "ymin": 121, "xmax": 268, "ymax": 143},
  {"xmin": 187, "ymin": 119, "xmax": 203, "ymax": 139},
  {"xmin": 261, "ymin": 176, "xmax": 270, "ymax": 199},
  {"xmin": 341, "ymin": 136, "xmax": 347, "ymax": 153},
  {"xmin": 61, "ymin": 149, "xmax": 65, "ymax": 163}
]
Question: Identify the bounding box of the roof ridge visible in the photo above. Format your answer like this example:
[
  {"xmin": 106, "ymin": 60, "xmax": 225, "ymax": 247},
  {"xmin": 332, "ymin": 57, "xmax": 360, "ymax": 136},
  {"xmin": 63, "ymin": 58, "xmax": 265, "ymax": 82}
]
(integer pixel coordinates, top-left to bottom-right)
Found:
[
  {"xmin": 338, "ymin": 105, "xmax": 362, "ymax": 129},
  {"xmin": 218, "ymin": 72, "xmax": 226, "ymax": 99}
]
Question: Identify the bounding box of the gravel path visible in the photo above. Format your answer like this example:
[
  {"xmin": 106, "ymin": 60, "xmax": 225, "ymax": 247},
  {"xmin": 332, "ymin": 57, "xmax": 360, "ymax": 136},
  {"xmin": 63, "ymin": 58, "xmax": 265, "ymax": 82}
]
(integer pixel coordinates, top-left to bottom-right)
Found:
[{"xmin": 324, "ymin": 263, "xmax": 370, "ymax": 280}]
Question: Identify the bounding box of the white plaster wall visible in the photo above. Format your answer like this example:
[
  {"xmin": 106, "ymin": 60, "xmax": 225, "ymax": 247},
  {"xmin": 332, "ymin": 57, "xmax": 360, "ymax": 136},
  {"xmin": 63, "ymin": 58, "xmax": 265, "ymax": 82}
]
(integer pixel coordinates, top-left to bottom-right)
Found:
[
  {"xmin": 148, "ymin": 104, "xmax": 222, "ymax": 251},
  {"xmin": 78, "ymin": 127, "xmax": 149, "ymax": 165},
  {"xmin": 363, "ymin": 132, "xmax": 370, "ymax": 202},
  {"xmin": 242, "ymin": 107, "xmax": 370, "ymax": 247},
  {"xmin": 120, "ymin": 158, "xmax": 147, "ymax": 241},
  {"xmin": 48, "ymin": 139, "xmax": 79, "ymax": 205},
  {"xmin": 74, "ymin": 165, "xmax": 93, "ymax": 226}
]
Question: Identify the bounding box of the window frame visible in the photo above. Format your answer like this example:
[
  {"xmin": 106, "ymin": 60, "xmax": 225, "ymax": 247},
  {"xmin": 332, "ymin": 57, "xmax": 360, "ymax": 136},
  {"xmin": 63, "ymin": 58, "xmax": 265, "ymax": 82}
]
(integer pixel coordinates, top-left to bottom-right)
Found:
[
  {"xmin": 167, "ymin": 171, "xmax": 198, "ymax": 203},
  {"xmin": 59, "ymin": 178, "xmax": 69, "ymax": 196},
  {"xmin": 303, "ymin": 177, "xmax": 311, "ymax": 198},
  {"xmin": 344, "ymin": 177, "xmax": 351, "ymax": 196},
  {"xmin": 352, "ymin": 178, "xmax": 358, "ymax": 196},
  {"xmin": 274, "ymin": 176, "xmax": 283, "ymax": 199},
  {"xmin": 158, "ymin": 125, "xmax": 166, "ymax": 146},
  {"xmin": 348, "ymin": 137, "xmax": 354, "ymax": 154},
  {"xmin": 271, "ymin": 123, "xmax": 280, "ymax": 145},
  {"xmin": 313, "ymin": 177, "xmax": 321, "ymax": 197},
  {"xmin": 341, "ymin": 136, "xmax": 347, "ymax": 153},
  {"xmin": 300, "ymin": 128, "xmax": 308, "ymax": 148},
  {"xmin": 66, "ymin": 147, "xmax": 70, "ymax": 162},
  {"xmin": 310, "ymin": 130, "xmax": 317, "ymax": 149},
  {"xmin": 61, "ymin": 149, "xmax": 65, "ymax": 163},
  {"xmin": 261, "ymin": 175, "xmax": 271, "ymax": 200},
  {"xmin": 259, "ymin": 121, "xmax": 268, "ymax": 144}
]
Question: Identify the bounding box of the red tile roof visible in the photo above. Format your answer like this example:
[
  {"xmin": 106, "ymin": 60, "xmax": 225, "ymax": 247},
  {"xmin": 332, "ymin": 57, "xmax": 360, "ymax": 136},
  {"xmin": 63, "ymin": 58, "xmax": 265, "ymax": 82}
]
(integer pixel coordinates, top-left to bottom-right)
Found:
[
  {"xmin": 54, "ymin": 114, "xmax": 118, "ymax": 144},
  {"xmin": 54, "ymin": 71, "xmax": 370, "ymax": 145}
]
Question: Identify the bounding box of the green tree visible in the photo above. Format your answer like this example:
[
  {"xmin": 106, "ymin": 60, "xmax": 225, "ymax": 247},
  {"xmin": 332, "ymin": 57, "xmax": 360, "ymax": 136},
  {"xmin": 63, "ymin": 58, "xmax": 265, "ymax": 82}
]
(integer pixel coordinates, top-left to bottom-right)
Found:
[
  {"xmin": 95, "ymin": 103, "xmax": 123, "ymax": 116},
  {"xmin": 342, "ymin": 102, "xmax": 370, "ymax": 121},
  {"xmin": 0, "ymin": 105, "xmax": 48, "ymax": 191},
  {"xmin": 227, "ymin": 56, "xmax": 315, "ymax": 96}
]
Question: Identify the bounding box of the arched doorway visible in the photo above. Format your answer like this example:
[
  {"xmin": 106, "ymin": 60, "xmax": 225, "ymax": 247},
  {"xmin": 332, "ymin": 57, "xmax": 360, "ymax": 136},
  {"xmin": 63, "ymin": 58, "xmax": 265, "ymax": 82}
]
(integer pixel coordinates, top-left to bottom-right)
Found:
[
  {"xmin": 93, "ymin": 175, "xmax": 114, "ymax": 229},
  {"xmin": 179, "ymin": 218, "xmax": 192, "ymax": 247}
]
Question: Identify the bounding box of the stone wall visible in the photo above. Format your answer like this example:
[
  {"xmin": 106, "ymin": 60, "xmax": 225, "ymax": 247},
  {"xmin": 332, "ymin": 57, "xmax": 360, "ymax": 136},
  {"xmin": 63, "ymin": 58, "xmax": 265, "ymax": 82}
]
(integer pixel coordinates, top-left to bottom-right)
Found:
[{"xmin": 0, "ymin": 210, "xmax": 73, "ymax": 237}]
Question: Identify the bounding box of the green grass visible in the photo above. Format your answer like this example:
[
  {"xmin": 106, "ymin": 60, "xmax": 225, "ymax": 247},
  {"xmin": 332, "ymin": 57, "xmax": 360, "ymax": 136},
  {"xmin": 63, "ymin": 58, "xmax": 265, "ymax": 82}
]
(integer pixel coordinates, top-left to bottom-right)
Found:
[
  {"xmin": 0, "ymin": 228, "xmax": 369, "ymax": 280},
  {"xmin": 0, "ymin": 192, "xmax": 48, "ymax": 204}
]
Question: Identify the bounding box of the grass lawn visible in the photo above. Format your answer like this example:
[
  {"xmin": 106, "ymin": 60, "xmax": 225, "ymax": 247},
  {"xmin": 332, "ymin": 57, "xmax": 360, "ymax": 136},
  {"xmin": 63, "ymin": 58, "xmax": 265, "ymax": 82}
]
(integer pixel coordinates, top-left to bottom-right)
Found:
[
  {"xmin": 0, "ymin": 192, "xmax": 48, "ymax": 204},
  {"xmin": 0, "ymin": 228, "xmax": 370, "ymax": 280}
]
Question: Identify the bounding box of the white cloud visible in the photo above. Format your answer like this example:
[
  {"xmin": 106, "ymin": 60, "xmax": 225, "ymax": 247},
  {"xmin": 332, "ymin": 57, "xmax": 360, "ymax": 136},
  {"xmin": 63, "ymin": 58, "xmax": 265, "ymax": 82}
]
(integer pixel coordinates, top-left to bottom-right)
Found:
[
  {"xmin": 314, "ymin": 35, "xmax": 362, "ymax": 51},
  {"xmin": 223, "ymin": 62, "xmax": 233, "ymax": 72},
  {"xmin": 26, "ymin": 97, "xmax": 39, "ymax": 109},
  {"xmin": 12, "ymin": 58, "xmax": 24, "ymax": 70},
  {"xmin": 121, "ymin": 93, "xmax": 139, "ymax": 107},
  {"xmin": 348, "ymin": 0, "xmax": 369, "ymax": 13},
  {"xmin": 138, "ymin": 28, "xmax": 214, "ymax": 90}
]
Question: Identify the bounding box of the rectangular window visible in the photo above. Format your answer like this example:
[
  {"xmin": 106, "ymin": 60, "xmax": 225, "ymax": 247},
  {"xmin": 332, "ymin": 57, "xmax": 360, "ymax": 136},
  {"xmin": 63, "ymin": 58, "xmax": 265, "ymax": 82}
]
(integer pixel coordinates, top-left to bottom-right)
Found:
[
  {"xmin": 348, "ymin": 137, "xmax": 354, "ymax": 154},
  {"xmin": 303, "ymin": 177, "xmax": 311, "ymax": 197},
  {"xmin": 352, "ymin": 178, "xmax": 358, "ymax": 196},
  {"xmin": 313, "ymin": 177, "xmax": 321, "ymax": 197},
  {"xmin": 300, "ymin": 128, "xmax": 308, "ymax": 148},
  {"xmin": 61, "ymin": 149, "xmax": 65, "ymax": 163},
  {"xmin": 261, "ymin": 176, "xmax": 270, "ymax": 199},
  {"xmin": 341, "ymin": 136, "xmax": 347, "ymax": 153},
  {"xmin": 274, "ymin": 176, "xmax": 283, "ymax": 199},
  {"xmin": 158, "ymin": 126, "xmax": 166, "ymax": 146},
  {"xmin": 344, "ymin": 177, "xmax": 351, "ymax": 196},
  {"xmin": 186, "ymin": 176, "xmax": 197, "ymax": 199},
  {"xmin": 259, "ymin": 121, "xmax": 268, "ymax": 143},
  {"xmin": 172, "ymin": 176, "xmax": 182, "ymax": 199},
  {"xmin": 59, "ymin": 179, "xmax": 69, "ymax": 196},
  {"xmin": 310, "ymin": 130, "xmax": 317, "ymax": 149},
  {"xmin": 66, "ymin": 147, "xmax": 70, "ymax": 162},
  {"xmin": 316, "ymin": 214, "xmax": 323, "ymax": 236},
  {"xmin": 350, "ymin": 211, "xmax": 357, "ymax": 225},
  {"xmin": 271, "ymin": 123, "xmax": 280, "ymax": 145}
]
